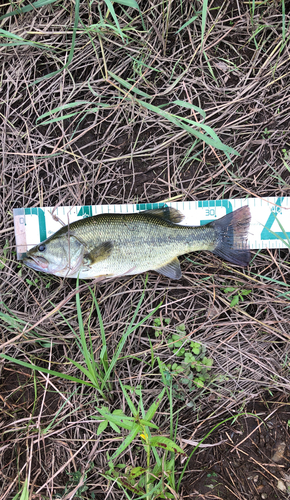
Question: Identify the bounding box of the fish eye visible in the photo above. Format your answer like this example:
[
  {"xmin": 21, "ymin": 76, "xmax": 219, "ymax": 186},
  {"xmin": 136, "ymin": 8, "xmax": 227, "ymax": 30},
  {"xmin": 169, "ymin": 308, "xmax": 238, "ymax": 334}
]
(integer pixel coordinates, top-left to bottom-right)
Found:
[{"xmin": 38, "ymin": 244, "xmax": 46, "ymax": 252}]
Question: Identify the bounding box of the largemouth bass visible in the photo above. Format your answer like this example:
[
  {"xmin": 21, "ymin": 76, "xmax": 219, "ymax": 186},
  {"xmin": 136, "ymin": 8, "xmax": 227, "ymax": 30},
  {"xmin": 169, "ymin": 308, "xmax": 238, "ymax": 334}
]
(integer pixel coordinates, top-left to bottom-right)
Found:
[{"xmin": 22, "ymin": 206, "xmax": 251, "ymax": 280}]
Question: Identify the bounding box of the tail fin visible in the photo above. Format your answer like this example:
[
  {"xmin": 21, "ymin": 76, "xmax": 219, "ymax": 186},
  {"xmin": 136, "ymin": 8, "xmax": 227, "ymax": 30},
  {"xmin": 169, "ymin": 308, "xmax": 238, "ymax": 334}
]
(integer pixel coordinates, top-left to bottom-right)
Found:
[{"xmin": 211, "ymin": 206, "xmax": 251, "ymax": 266}]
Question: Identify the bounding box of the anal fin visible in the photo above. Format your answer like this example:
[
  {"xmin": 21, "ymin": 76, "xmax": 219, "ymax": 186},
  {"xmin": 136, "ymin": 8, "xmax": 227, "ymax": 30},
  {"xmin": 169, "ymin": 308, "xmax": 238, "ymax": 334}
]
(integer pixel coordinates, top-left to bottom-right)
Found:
[{"xmin": 155, "ymin": 257, "xmax": 182, "ymax": 280}]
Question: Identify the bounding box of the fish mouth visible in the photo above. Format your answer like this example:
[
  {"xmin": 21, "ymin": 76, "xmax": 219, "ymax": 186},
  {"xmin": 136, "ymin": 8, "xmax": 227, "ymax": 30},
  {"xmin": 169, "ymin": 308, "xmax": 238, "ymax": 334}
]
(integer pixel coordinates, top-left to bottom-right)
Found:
[{"xmin": 23, "ymin": 255, "xmax": 49, "ymax": 272}]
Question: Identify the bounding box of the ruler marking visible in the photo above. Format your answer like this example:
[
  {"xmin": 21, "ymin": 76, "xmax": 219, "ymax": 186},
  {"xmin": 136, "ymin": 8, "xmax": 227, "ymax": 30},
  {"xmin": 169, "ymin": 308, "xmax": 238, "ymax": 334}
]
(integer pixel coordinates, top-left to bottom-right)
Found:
[{"xmin": 13, "ymin": 197, "xmax": 290, "ymax": 259}]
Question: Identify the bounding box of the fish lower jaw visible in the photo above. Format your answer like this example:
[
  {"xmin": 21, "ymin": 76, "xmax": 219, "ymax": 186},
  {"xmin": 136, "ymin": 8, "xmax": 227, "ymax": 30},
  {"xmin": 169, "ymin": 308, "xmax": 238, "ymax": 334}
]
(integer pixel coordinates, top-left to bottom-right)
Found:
[{"xmin": 23, "ymin": 257, "xmax": 48, "ymax": 272}]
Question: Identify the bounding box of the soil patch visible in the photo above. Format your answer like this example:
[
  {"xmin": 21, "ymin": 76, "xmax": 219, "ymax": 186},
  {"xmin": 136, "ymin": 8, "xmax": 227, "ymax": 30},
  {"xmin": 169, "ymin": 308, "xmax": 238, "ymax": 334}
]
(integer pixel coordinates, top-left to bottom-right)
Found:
[{"xmin": 183, "ymin": 396, "xmax": 290, "ymax": 499}]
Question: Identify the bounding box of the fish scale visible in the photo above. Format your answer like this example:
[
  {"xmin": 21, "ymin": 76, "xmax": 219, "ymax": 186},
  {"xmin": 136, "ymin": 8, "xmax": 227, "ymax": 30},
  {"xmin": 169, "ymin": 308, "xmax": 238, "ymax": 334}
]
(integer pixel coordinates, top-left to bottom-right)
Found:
[{"xmin": 67, "ymin": 214, "xmax": 217, "ymax": 279}]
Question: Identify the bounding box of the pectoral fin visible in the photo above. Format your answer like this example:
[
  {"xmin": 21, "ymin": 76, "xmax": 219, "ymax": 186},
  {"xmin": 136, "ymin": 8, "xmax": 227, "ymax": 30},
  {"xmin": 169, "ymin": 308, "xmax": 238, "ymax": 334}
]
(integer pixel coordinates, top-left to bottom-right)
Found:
[
  {"xmin": 84, "ymin": 241, "xmax": 113, "ymax": 265},
  {"xmin": 155, "ymin": 257, "xmax": 182, "ymax": 279}
]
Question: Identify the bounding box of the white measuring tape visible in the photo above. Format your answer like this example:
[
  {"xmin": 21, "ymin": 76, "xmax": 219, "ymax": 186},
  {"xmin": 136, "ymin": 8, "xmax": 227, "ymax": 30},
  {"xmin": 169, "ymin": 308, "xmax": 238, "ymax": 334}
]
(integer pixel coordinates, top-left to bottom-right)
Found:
[{"xmin": 13, "ymin": 196, "xmax": 290, "ymax": 260}]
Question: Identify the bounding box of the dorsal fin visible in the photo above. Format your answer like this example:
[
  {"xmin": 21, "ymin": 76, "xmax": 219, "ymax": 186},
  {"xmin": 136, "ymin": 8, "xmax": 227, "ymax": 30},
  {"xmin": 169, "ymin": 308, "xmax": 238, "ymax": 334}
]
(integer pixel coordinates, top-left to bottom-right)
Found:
[{"xmin": 141, "ymin": 207, "xmax": 184, "ymax": 223}]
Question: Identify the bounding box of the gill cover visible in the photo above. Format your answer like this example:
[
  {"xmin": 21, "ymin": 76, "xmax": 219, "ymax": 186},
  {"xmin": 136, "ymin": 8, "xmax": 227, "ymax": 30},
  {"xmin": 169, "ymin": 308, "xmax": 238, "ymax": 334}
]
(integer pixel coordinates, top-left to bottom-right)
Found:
[{"xmin": 23, "ymin": 235, "xmax": 85, "ymax": 277}]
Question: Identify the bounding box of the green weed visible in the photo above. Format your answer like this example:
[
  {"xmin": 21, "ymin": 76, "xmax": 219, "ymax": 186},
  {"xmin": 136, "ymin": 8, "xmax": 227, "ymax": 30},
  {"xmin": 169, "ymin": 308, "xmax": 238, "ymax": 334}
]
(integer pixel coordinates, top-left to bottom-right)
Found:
[
  {"xmin": 153, "ymin": 317, "xmax": 170, "ymax": 338},
  {"xmin": 262, "ymin": 127, "xmax": 272, "ymax": 138},
  {"xmin": 152, "ymin": 319, "xmax": 214, "ymax": 394},
  {"xmin": 154, "ymin": 322, "xmax": 214, "ymax": 397},
  {"xmin": 94, "ymin": 382, "xmax": 185, "ymax": 499},
  {"xmin": 56, "ymin": 465, "xmax": 95, "ymax": 499},
  {"xmin": 222, "ymin": 286, "xmax": 252, "ymax": 307},
  {"xmin": 166, "ymin": 328, "xmax": 213, "ymax": 393}
]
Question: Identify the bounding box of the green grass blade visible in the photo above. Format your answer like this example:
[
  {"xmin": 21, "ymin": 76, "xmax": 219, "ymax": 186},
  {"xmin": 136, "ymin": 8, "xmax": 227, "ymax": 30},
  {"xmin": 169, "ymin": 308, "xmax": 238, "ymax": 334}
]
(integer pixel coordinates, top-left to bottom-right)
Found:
[
  {"xmin": 282, "ymin": 0, "xmax": 285, "ymax": 41},
  {"xmin": 75, "ymin": 284, "xmax": 97, "ymax": 375},
  {"xmin": 172, "ymin": 100, "xmax": 206, "ymax": 119},
  {"xmin": 125, "ymin": 480, "xmax": 164, "ymax": 500},
  {"xmin": 176, "ymin": 12, "xmax": 202, "ymax": 34},
  {"xmin": 250, "ymin": 0, "xmax": 256, "ymax": 22},
  {"xmin": 108, "ymin": 71, "xmax": 237, "ymax": 154},
  {"xmin": 11, "ymin": 482, "xmax": 28, "ymax": 500},
  {"xmin": 251, "ymin": 272, "xmax": 290, "ymax": 288},
  {"xmin": 36, "ymin": 104, "xmax": 111, "ymax": 126},
  {"xmin": 36, "ymin": 101, "xmax": 91, "ymax": 122},
  {"xmin": 201, "ymin": 0, "xmax": 208, "ymax": 48},
  {"xmin": 108, "ymin": 70, "xmax": 151, "ymax": 98},
  {"xmin": 0, "ymin": 354, "xmax": 95, "ymax": 387},
  {"xmin": 0, "ymin": 311, "xmax": 28, "ymax": 332},
  {"xmin": 203, "ymin": 50, "xmax": 216, "ymax": 81},
  {"xmin": 0, "ymin": 29, "xmax": 55, "ymax": 50},
  {"xmin": 262, "ymin": 219, "xmax": 290, "ymax": 248},
  {"xmin": 89, "ymin": 287, "xmax": 109, "ymax": 373},
  {"xmin": 42, "ymin": 390, "xmax": 77, "ymax": 433},
  {"xmin": 273, "ymin": 214, "xmax": 290, "ymax": 246},
  {"xmin": 101, "ymin": 277, "xmax": 161, "ymax": 390},
  {"xmin": 104, "ymin": 0, "xmax": 124, "ymax": 42},
  {"xmin": 135, "ymin": 99, "xmax": 237, "ymax": 154},
  {"xmin": 144, "ymin": 387, "xmax": 165, "ymax": 421},
  {"xmin": 95, "ymin": 409, "xmax": 136, "ymax": 431},
  {"xmin": 113, "ymin": 0, "xmax": 139, "ymax": 8},
  {"xmin": 0, "ymin": 0, "xmax": 58, "ymax": 21},
  {"xmin": 68, "ymin": 358, "xmax": 100, "ymax": 386},
  {"xmin": 126, "ymin": 275, "xmax": 148, "ymax": 329},
  {"xmin": 100, "ymin": 301, "xmax": 161, "ymax": 389},
  {"xmin": 119, "ymin": 379, "xmax": 138, "ymax": 415},
  {"xmin": 32, "ymin": 0, "xmax": 80, "ymax": 84},
  {"xmin": 20, "ymin": 478, "xmax": 29, "ymax": 500},
  {"xmin": 36, "ymin": 111, "xmax": 80, "ymax": 126}
]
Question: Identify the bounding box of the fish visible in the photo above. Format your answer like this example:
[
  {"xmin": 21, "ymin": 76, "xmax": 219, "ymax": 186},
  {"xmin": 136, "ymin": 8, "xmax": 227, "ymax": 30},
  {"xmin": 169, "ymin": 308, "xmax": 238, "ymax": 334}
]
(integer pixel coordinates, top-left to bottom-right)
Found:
[{"xmin": 22, "ymin": 205, "xmax": 251, "ymax": 280}]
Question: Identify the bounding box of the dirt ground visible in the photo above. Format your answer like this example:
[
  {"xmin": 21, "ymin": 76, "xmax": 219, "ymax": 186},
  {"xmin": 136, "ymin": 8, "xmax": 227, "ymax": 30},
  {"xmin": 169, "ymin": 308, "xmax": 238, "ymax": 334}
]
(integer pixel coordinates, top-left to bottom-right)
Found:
[
  {"xmin": 183, "ymin": 396, "xmax": 290, "ymax": 499},
  {"xmin": 1, "ymin": 0, "xmax": 290, "ymax": 498}
]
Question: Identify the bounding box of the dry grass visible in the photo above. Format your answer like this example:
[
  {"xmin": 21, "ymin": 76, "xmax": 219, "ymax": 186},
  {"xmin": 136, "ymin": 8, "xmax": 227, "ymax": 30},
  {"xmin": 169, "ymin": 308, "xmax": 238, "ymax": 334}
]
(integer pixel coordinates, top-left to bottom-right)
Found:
[{"xmin": 1, "ymin": 0, "xmax": 290, "ymax": 498}]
